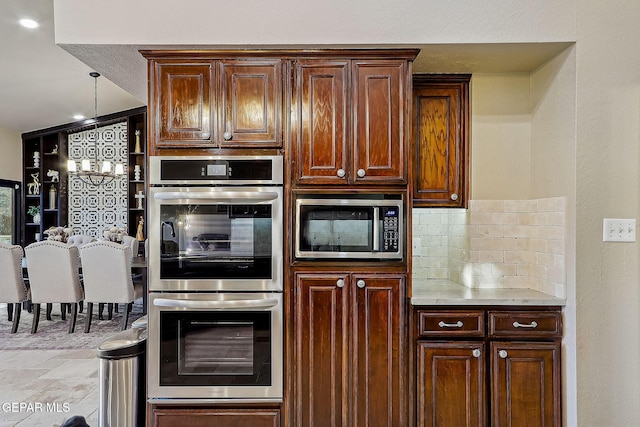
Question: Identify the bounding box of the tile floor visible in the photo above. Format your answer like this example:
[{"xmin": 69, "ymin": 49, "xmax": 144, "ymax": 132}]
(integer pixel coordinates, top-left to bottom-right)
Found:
[{"xmin": 0, "ymin": 348, "xmax": 99, "ymax": 426}]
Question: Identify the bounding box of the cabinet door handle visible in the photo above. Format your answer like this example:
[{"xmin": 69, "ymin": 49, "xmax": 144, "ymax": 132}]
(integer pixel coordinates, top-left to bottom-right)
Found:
[
  {"xmin": 336, "ymin": 279, "xmax": 345, "ymax": 288},
  {"xmin": 513, "ymin": 321, "xmax": 538, "ymax": 329},
  {"xmin": 472, "ymin": 349, "xmax": 481, "ymax": 358},
  {"xmin": 223, "ymin": 132, "xmax": 233, "ymax": 141},
  {"xmin": 438, "ymin": 320, "xmax": 463, "ymax": 328},
  {"xmin": 356, "ymin": 168, "xmax": 366, "ymax": 178},
  {"xmin": 450, "ymin": 193, "xmax": 459, "ymax": 201},
  {"xmin": 337, "ymin": 168, "xmax": 346, "ymax": 178},
  {"xmin": 201, "ymin": 132, "xmax": 210, "ymax": 139},
  {"xmin": 356, "ymin": 279, "xmax": 366, "ymax": 289},
  {"xmin": 499, "ymin": 350, "xmax": 508, "ymax": 359}
]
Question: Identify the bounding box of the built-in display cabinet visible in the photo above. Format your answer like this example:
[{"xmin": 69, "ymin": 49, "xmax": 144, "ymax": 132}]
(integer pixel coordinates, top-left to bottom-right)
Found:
[
  {"xmin": 22, "ymin": 132, "xmax": 67, "ymax": 244},
  {"xmin": 20, "ymin": 107, "xmax": 147, "ymax": 246}
]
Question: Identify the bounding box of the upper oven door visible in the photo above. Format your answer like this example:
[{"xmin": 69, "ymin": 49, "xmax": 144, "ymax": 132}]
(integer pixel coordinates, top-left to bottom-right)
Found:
[{"xmin": 149, "ymin": 186, "xmax": 283, "ymax": 291}]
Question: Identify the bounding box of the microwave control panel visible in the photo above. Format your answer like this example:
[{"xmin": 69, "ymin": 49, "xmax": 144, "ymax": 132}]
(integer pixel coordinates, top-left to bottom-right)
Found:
[{"xmin": 381, "ymin": 207, "xmax": 400, "ymax": 252}]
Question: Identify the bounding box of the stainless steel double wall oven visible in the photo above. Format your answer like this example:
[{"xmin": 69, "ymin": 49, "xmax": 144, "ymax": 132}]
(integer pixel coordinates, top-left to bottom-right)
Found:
[{"xmin": 147, "ymin": 155, "xmax": 283, "ymax": 403}]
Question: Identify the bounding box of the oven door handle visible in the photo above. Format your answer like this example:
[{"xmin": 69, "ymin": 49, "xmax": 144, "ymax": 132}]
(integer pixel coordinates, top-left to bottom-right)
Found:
[
  {"xmin": 153, "ymin": 191, "xmax": 279, "ymax": 203},
  {"xmin": 152, "ymin": 297, "xmax": 279, "ymax": 310}
]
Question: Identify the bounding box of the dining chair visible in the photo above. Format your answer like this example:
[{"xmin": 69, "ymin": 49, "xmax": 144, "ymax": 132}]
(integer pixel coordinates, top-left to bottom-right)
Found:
[
  {"xmin": 79, "ymin": 241, "xmax": 144, "ymax": 332},
  {"xmin": 121, "ymin": 235, "xmax": 139, "ymax": 257},
  {"xmin": 66, "ymin": 234, "xmax": 97, "ymax": 247},
  {"xmin": 24, "ymin": 240, "xmax": 84, "ymax": 333},
  {"xmin": 0, "ymin": 242, "xmax": 30, "ymax": 333}
]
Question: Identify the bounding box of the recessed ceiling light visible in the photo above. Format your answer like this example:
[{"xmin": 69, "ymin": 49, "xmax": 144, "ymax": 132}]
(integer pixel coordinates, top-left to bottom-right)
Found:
[
  {"xmin": 73, "ymin": 115, "xmax": 85, "ymax": 121},
  {"xmin": 19, "ymin": 18, "xmax": 39, "ymax": 29}
]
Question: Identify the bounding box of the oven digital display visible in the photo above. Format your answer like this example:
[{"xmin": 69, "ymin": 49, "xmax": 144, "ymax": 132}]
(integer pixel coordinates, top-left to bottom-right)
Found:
[{"xmin": 206, "ymin": 164, "xmax": 227, "ymax": 176}]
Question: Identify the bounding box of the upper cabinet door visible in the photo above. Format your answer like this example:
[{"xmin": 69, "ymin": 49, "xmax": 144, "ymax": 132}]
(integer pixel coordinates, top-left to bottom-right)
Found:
[
  {"xmin": 218, "ymin": 60, "xmax": 282, "ymax": 148},
  {"xmin": 412, "ymin": 75, "xmax": 470, "ymax": 207},
  {"xmin": 292, "ymin": 60, "xmax": 349, "ymax": 185},
  {"xmin": 157, "ymin": 63, "xmax": 213, "ymax": 145},
  {"xmin": 352, "ymin": 61, "xmax": 407, "ymax": 185}
]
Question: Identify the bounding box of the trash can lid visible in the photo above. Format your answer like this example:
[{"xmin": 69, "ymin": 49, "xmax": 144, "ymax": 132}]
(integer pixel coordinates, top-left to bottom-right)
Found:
[
  {"xmin": 97, "ymin": 327, "xmax": 147, "ymax": 359},
  {"xmin": 131, "ymin": 314, "xmax": 148, "ymax": 329}
]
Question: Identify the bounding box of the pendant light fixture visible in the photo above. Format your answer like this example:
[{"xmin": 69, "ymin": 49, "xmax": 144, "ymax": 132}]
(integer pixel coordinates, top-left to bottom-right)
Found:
[{"xmin": 67, "ymin": 72, "xmax": 124, "ymax": 186}]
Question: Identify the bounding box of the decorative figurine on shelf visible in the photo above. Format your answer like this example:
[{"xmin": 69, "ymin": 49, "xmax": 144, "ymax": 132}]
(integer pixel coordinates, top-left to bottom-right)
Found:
[
  {"xmin": 27, "ymin": 172, "xmax": 40, "ymax": 195},
  {"xmin": 33, "ymin": 151, "xmax": 40, "ymax": 168},
  {"xmin": 134, "ymin": 130, "xmax": 142, "ymax": 153},
  {"xmin": 135, "ymin": 190, "xmax": 145, "ymax": 210},
  {"xmin": 136, "ymin": 217, "xmax": 144, "ymax": 241},
  {"xmin": 134, "ymin": 164, "xmax": 141, "ymax": 181},
  {"xmin": 51, "ymin": 144, "xmax": 58, "ymax": 154},
  {"xmin": 47, "ymin": 169, "xmax": 59, "ymax": 183},
  {"xmin": 48, "ymin": 185, "xmax": 57, "ymax": 210}
]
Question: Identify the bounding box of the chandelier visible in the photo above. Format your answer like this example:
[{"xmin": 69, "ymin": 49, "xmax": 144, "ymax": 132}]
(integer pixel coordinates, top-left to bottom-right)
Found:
[{"xmin": 67, "ymin": 72, "xmax": 124, "ymax": 186}]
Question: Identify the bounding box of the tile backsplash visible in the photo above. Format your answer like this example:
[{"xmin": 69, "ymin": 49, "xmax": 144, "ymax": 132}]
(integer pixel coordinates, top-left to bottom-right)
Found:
[{"xmin": 412, "ymin": 197, "xmax": 566, "ymax": 298}]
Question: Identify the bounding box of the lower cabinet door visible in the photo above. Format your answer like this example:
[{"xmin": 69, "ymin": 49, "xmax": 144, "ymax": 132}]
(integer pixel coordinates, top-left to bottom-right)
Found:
[
  {"xmin": 490, "ymin": 341, "xmax": 561, "ymax": 426},
  {"xmin": 353, "ymin": 274, "xmax": 406, "ymax": 427},
  {"xmin": 416, "ymin": 341, "xmax": 485, "ymax": 427},
  {"xmin": 150, "ymin": 407, "xmax": 280, "ymax": 427},
  {"xmin": 294, "ymin": 273, "xmax": 349, "ymax": 426}
]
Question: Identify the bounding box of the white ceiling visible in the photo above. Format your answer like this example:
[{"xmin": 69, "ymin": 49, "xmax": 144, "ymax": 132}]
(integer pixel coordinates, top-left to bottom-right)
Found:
[
  {"xmin": 0, "ymin": 1, "xmax": 143, "ymax": 134},
  {"xmin": 1, "ymin": 0, "xmax": 572, "ymax": 135}
]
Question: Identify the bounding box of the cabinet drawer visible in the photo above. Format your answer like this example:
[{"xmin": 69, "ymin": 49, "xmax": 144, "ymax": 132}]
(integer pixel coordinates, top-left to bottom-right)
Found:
[
  {"xmin": 417, "ymin": 310, "xmax": 485, "ymax": 338},
  {"xmin": 488, "ymin": 311, "xmax": 562, "ymax": 338}
]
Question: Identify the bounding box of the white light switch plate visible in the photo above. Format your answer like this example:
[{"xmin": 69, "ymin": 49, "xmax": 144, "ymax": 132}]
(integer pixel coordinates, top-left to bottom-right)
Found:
[{"xmin": 603, "ymin": 218, "xmax": 636, "ymax": 242}]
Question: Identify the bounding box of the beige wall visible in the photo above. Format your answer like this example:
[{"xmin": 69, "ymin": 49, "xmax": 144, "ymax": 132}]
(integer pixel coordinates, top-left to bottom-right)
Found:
[
  {"xmin": 53, "ymin": 0, "xmax": 640, "ymax": 425},
  {"xmin": 470, "ymin": 74, "xmax": 532, "ymax": 199},
  {"xmin": 576, "ymin": 1, "xmax": 640, "ymax": 425},
  {"xmin": 0, "ymin": 127, "xmax": 22, "ymax": 181}
]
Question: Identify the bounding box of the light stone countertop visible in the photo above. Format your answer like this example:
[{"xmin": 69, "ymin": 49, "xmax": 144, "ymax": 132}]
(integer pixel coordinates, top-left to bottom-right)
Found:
[{"xmin": 411, "ymin": 280, "xmax": 566, "ymax": 306}]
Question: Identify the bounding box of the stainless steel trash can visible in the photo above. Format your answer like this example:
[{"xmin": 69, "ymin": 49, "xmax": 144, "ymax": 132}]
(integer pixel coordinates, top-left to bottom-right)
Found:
[{"xmin": 97, "ymin": 327, "xmax": 147, "ymax": 427}]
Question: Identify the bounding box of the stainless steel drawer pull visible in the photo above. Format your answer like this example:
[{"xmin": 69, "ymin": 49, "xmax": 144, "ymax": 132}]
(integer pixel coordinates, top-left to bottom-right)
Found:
[
  {"xmin": 499, "ymin": 350, "xmax": 508, "ymax": 359},
  {"xmin": 472, "ymin": 349, "xmax": 481, "ymax": 358},
  {"xmin": 513, "ymin": 321, "xmax": 538, "ymax": 329},
  {"xmin": 438, "ymin": 320, "xmax": 463, "ymax": 328}
]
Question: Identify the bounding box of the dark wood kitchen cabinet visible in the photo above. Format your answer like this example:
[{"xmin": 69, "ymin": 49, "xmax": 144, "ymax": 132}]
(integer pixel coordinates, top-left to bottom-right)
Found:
[
  {"xmin": 414, "ymin": 308, "xmax": 562, "ymax": 427},
  {"xmin": 412, "ymin": 74, "xmax": 470, "ymax": 207},
  {"xmin": 294, "ymin": 272, "xmax": 407, "ymax": 426},
  {"xmin": 292, "ymin": 52, "xmax": 417, "ymax": 186},
  {"xmin": 145, "ymin": 52, "xmax": 283, "ymax": 152},
  {"xmin": 150, "ymin": 406, "xmax": 280, "ymax": 427},
  {"xmin": 155, "ymin": 63, "xmax": 212, "ymax": 144}
]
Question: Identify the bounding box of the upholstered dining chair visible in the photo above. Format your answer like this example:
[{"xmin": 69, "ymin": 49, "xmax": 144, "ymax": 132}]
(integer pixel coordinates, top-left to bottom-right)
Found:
[
  {"xmin": 24, "ymin": 240, "xmax": 84, "ymax": 333},
  {"xmin": 121, "ymin": 235, "xmax": 139, "ymax": 257},
  {"xmin": 79, "ymin": 241, "xmax": 143, "ymax": 333},
  {"xmin": 66, "ymin": 234, "xmax": 96, "ymax": 247},
  {"xmin": 0, "ymin": 242, "xmax": 30, "ymax": 333}
]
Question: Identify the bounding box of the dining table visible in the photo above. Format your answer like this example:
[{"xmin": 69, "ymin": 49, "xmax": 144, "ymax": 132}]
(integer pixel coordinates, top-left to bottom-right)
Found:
[{"xmin": 22, "ymin": 255, "xmax": 149, "ymax": 314}]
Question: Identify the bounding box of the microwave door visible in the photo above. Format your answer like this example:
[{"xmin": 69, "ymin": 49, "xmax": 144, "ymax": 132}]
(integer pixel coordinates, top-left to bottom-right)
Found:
[{"xmin": 332, "ymin": 219, "xmax": 372, "ymax": 251}]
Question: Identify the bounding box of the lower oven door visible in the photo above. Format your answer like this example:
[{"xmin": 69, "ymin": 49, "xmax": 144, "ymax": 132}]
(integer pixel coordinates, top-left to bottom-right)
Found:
[{"xmin": 148, "ymin": 292, "xmax": 283, "ymax": 403}]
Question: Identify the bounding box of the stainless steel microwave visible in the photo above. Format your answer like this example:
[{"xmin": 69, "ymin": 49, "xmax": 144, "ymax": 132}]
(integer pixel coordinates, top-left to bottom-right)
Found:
[{"xmin": 295, "ymin": 197, "xmax": 403, "ymax": 260}]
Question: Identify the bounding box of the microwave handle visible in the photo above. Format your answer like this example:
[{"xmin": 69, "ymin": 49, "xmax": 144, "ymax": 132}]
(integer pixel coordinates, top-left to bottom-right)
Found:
[
  {"xmin": 154, "ymin": 191, "xmax": 279, "ymax": 203},
  {"xmin": 373, "ymin": 207, "xmax": 380, "ymax": 251},
  {"xmin": 153, "ymin": 297, "xmax": 279, "ymax": 310}
]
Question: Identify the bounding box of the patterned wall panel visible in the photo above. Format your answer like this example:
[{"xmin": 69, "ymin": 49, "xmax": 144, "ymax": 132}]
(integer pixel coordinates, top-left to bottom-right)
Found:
[{"xmin": 68, "ymin": 122, "xmax": 128, "ymax": 238}]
